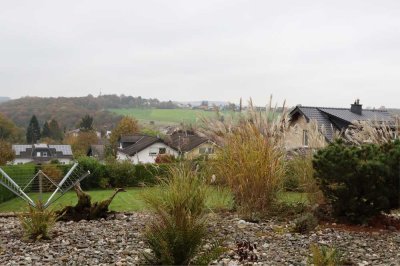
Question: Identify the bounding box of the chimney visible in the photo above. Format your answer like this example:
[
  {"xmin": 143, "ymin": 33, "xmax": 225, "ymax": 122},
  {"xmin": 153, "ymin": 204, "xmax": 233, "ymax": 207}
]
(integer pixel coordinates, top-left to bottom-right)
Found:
[{"xmin": 350, "ymin": 99, "xmax": 362, "ymax": 115}]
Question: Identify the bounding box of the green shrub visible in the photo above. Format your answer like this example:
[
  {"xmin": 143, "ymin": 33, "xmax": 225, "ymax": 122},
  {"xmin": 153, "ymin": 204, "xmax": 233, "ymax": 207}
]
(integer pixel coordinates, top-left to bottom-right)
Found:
[
  {"xmin": 313, "ymin": 140, "xmax": 400, "ymax": 224},
  {"xmin": 293, "ymin": 212, "xmax": 318, "ymax": 234},
  {"xmin": 78, "ymin": 156, "xmax": 107, "ymax": 189},
  {"xmin": 142, "ymin": 164, "xmax": 209, "ymax": 265},
  {"xmin": 107, "ymin": 160, "xmax": 136, "ymax": 187},
  {"xmin": 134, "ymin": 163, "xmax": 170, "ymax": 185},
  {"xmin": 19, "ymin": 202, "xmax": 58, "ymax": 241},
  {"xmin": 78, "ymin": 157, "xmax": 173, "ymax": 188}
]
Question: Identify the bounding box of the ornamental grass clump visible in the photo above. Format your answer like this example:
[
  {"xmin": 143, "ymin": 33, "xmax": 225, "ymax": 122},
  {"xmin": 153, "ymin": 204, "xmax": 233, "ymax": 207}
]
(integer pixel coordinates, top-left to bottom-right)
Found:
[
  {"xmin": 19, "ymin": 201, "xmax": 58, "ymax": 241},
  {"xmin": 201, "ymin": 98, "xmax": 289, "ymax": 220},
  {"xmin": 214, "ymin": 123, "xmax": 287, "ymax": 220},
  {"xmin": 308, "ymin": 244, "xmax": 344, "ymax": 266},
  {"xmin": 142, "ymin": 164, "xmax": 209, "ymax": 265}
]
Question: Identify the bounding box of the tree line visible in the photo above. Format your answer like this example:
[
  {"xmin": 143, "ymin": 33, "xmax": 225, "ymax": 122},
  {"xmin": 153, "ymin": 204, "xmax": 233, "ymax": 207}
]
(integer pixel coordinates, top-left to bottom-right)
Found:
[{"xmin": 0, "ymin": 94, "xmax": 177, "ymax": 130}]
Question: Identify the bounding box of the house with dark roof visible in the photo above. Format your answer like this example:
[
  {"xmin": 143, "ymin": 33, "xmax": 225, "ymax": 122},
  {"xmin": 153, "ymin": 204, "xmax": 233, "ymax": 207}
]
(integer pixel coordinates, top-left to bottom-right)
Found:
[
  {"xmin": 87, "ymin": 144, "xmax": 106, "ymax": 161},
  {"xmin": 12, "ymin": 144, "xmax": 74, "ymax": 165},
  {"xmin": 116, "ymin": 135, "xmax": 178, "ymax": 164},
  {"xmin": 167, "ymin": 130, "xmax": 217, "ymax": 159},
  {"xmin": 288, "ymin": 100, "xmax": 394, "ymax": 148}
]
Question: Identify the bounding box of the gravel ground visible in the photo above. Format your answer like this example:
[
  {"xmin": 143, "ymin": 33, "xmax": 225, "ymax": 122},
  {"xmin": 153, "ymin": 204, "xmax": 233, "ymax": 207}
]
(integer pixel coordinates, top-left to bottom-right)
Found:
[{"xmin": 1, "ymin": 212, "xmax": 400, "ymax": 265}]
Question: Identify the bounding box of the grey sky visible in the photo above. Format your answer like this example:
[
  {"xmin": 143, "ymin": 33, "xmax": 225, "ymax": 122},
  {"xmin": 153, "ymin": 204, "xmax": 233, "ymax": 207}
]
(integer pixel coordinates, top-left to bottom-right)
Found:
[{"xmin": 1, "ymin": 0, "xmax": 400, "ymax": 108}]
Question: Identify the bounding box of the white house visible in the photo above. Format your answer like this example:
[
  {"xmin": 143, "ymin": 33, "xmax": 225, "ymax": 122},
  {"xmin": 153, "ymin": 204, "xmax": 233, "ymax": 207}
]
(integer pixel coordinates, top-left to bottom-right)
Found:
[
  {"xmin": 167, "ymin": 130, "xmax": 217, "ymax": 159},
  {"xmin": 116, "ymin": 135, "xmax": 178, "ymax": 164},
  {"xmin": 12, "ymin": 144, "xmax": 74, "ymax": 165}
]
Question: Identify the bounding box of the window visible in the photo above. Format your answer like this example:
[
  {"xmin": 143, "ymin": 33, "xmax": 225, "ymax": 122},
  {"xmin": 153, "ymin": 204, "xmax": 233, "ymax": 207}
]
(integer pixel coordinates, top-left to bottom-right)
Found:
[
  {"xmin": 42, "ymin": 152, "xmax": 48, "ymax": 157},
  {"xmin": 36, "ymin": 152, "xmax": 41, "ymax": 157},
  {"xmin": 159, "ymin": 148, "xmax": 166, "ymax": 154},
  {"xmin": 149, "ymin": 148, "xmax": 158, "ymax": 156},
  {"xmin": 199, "ymin": 147, "xmax": 215, "ymax": 155},
  {"xmin": 303, "ymin": 130, "xmax": 309, "ymax": 147}
]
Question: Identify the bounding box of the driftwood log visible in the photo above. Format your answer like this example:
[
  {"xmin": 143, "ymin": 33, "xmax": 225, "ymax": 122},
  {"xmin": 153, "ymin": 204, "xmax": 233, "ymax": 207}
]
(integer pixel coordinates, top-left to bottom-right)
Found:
[{"xmin": 56, "ymin": 184, "xmax": 126, "ymax": 221}]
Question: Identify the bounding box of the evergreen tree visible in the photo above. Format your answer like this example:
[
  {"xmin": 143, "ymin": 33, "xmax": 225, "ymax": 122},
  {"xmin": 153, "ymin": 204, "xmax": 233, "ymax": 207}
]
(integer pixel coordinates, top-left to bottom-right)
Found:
[
  {"xmin": 49, "ymin": 119, "xmax": 63, "ymax": 140},
  {"xmin": 79, "ymin": 114, "xmax": 94, "ymax": 131},
  {"xmin": 26, "ymin": 115, "xmax": 41, "ymax": 144},
  {"xmin": 41, "ymin": 121, "xmax": 51, "ymax": 138}
]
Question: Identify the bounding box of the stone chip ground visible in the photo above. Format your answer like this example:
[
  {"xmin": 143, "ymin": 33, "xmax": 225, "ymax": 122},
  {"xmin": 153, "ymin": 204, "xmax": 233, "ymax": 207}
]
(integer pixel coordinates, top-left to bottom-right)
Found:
[{"xmin": 1, "ymin": 212, "xmax": 400, "ymax": 265}]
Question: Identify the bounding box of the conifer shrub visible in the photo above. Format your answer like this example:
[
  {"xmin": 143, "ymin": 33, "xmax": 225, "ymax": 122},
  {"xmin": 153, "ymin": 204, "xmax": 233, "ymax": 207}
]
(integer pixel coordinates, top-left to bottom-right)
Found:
[{"xmin": 313, "ymin": 140, "xmax": 400, "ymax": 224}]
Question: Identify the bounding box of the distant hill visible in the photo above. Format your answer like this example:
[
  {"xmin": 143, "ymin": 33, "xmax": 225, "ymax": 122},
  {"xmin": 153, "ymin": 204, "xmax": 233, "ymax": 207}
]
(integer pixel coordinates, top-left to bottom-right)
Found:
[
  {"xmin": 0, "ymin": 95, "xmax": 175, "ymax": 130},
  {"xmin": 0, "ymin": 97, "xmax": 10, "ymax": 104},
  {"xmin": 176, "ymin": 101, "xmax": 229, "ymax": 107}
]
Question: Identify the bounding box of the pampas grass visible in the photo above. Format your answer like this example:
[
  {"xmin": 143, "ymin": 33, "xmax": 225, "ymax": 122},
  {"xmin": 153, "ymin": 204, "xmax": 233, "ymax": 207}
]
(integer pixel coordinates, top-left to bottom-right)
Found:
[{"xmin": 200, "ymin": 97, "xmax": 290, "ymax": 220}]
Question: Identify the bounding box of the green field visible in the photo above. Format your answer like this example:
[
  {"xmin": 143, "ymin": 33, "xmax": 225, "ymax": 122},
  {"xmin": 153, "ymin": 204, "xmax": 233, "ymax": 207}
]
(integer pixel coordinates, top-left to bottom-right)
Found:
[
  {"xmin": 0, "ymin": 186, "xmax": 234, "ymax": 213},
  {"xmin": 109, "ymin": 108, "xmax": 232, "ymax": 125}
]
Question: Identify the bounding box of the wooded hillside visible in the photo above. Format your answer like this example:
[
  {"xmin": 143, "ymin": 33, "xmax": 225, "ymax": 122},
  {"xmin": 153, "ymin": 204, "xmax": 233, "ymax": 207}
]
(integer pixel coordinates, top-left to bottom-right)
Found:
[{"xmin": 0, "ymin": 95, "xmax": 175, "ymax": 130}]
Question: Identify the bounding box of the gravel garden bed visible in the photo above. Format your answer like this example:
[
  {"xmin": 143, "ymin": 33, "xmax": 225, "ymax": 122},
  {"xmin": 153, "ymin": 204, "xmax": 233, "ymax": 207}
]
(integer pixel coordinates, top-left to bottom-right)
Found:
[{"xmin": 1, "ymin": 212, "xmax": 400, "ymax": 265}]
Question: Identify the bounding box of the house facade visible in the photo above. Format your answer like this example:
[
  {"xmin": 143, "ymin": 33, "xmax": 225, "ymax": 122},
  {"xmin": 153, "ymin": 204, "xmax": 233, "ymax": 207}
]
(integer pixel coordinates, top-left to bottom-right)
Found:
[
  {"xmin": 287, "ymin": 100, "xmax": 394, "ymax": 149},
  {"xmin": 168, "ymin": 131, "xmax": 217, "ymax": 159},
  {"xmin": 116, "ymin": 135, "xmax": 178, "ymax": 164},
  {"xmin": 12, "ymin": 144, "xmax": 74, "ymax": 165}
]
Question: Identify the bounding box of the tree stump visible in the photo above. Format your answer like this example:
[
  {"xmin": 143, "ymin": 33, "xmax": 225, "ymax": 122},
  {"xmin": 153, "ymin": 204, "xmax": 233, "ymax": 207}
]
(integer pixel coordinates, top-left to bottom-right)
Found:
[{"xmin": 56, "ymin": 184, "xmax": 126, "ymax": 221}]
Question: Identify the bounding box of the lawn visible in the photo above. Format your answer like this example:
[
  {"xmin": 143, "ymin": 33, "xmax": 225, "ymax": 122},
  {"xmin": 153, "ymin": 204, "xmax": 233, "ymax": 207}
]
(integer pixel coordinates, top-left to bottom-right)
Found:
[
  {"xmin": 0, "ymin": 186, "xmax": 234, "ymax": 213},
  {"xmin": 109, "ymin": 108, "xmax": 232, "ymax": 125}
]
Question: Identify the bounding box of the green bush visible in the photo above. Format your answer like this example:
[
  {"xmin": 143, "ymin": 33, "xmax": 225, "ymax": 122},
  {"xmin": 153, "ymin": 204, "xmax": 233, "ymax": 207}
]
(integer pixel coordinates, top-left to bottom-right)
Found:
[
  {"xmin": 313, "ymin": 140, "xmax": 400, "ymax": 224},
  {"xmin": 293, "ymin": 212, "xmax": 318, "ymax": 234},
  {"xmin": 78, "ymin": 157, "xmax": 107, "ymax": 190},
  {"xmin": 107, "ymin": 160, "xmax": 136, "ymax": 187},
  {"xmin": 134, "ymin": 163, "xmax": 170, "ymax": 185},
  {"xmin": 142, "ymin": 164, "xmax": 209, "ymax": 265}
]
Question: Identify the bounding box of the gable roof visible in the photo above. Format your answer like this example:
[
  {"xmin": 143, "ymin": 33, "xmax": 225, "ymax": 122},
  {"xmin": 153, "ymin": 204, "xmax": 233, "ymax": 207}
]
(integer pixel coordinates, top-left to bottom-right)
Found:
[
  {"xmin": 119, "ymin": 135, "xmax": 170, "ymax": 156},
  {"xmin": 168, "ymin": 131, "xmax": 209, "ymax": 152},
  {"xmin": 290, "ymin": 105, "xmax": 394, "ymax": 141}
]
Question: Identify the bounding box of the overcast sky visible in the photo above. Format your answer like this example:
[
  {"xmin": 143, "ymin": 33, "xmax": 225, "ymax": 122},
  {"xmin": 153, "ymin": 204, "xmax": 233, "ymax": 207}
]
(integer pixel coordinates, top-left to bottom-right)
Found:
[{"xmin": 1, "ymin": 0, "xmax": 400, "ymax": 107}]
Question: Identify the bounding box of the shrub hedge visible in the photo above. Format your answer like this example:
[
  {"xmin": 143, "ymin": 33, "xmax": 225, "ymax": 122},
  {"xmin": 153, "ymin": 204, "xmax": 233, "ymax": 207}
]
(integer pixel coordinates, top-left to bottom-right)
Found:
[
  {"xmin": 0, "ymin": 164, "xmax": 36, "ymax": 204},
  {"xmin": 0, "ymin": 158, "xmax": 194, "ymax": 204},
  {"xmin": 78, "ymin": 157, "xmax": 171, "ymax": 189},
  {"xmin": 313, "ymin": 140, "xmax": 400, "ymax": 224}
]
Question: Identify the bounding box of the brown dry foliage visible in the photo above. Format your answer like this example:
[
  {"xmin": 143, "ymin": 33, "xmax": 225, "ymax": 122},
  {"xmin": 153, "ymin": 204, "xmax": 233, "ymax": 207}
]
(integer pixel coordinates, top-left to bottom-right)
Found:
[
  {"xmin": 344, "ymin": 116, "xmax": 400, "ymax": 145},
  {"xmin": 109, "ymin": 116, "xmax": 140, "ymax": 147}
]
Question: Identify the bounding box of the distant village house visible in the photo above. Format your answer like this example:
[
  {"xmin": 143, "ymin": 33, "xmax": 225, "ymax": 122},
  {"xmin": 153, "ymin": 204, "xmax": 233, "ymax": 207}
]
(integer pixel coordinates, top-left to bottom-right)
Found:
[
  {"xmin": 12, "ymin": 144, "xmax": 73, "ymax": 165},
  {"xmin": 168, "ymin": 130, "xmax": 217, "ymax": 159},
  {"xmin": 116, "ymin": 135, "xmax": 178, "ymax": 164}
]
